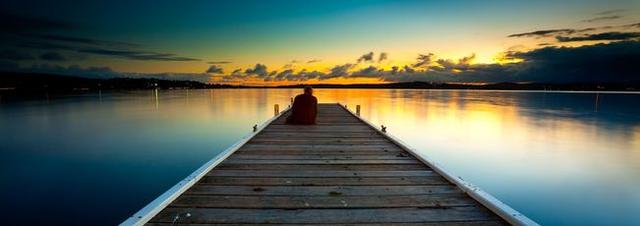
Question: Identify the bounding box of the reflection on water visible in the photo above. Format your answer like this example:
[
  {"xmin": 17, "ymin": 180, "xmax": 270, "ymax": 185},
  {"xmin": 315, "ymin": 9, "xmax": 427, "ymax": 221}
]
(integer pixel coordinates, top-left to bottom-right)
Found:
[{"xmin": 1, "ymin": 89, "xmax": 639, "ymax": 225}]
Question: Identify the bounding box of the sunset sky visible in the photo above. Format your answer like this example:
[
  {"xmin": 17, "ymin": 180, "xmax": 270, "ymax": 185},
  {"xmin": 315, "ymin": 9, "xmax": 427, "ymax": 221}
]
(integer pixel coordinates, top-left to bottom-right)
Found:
[{"xmin": 1, "ymin": 0, "xmax": 639, "ymax": 85}]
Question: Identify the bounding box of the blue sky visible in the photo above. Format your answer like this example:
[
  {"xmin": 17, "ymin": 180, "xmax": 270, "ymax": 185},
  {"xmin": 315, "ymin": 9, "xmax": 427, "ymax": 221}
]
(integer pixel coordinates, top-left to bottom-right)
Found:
[{"xmin": 1, "ymin": 0, "xmax": 639, "ymax": 84}]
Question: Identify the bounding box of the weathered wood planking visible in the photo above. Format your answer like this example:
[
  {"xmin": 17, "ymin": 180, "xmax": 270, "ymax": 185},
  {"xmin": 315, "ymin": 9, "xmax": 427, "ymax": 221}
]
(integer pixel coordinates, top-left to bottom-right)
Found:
[{"xmin": 145, "ymin": 104, "xmax": 509, "ymax": 225}]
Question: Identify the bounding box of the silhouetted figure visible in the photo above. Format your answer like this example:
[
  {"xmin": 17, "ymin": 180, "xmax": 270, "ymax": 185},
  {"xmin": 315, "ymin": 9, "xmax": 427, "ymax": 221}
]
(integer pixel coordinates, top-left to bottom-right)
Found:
[{"xmin": 286, "ymin": 86, "xmax": 317, "ymax": 125}]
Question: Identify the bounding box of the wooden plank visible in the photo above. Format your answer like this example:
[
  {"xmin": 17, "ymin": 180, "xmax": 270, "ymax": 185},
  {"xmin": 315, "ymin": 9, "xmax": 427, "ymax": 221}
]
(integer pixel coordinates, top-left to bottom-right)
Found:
[
  {"xmin": 251, "ymin": 136, "xmax": 391, "ymax": 140},
  {"xmin": 254, "ymin": 132, "xmax": 382, "ymax": 138},
  {"xmin": 170, "ymin": 193, "xmax": 473, "ymax": 208},
  {"xmin": 229, "ymin": 154, "xmax": 416, "ymax": 160},
  {"xmin": 207, "ymin": 170, "xmax": 436, "ymax": 177},
  {"xmin": 264, "ymin": 127, "xmax": 375, "ymax": 132},
  {"xmin": 247, "ymin": 139, "xmax": 391, "ymax": 145},
  {"xmin": 142, "ymin": 103, "xmax": 510, "ymax": 225},
  {"xmin": 221, "ymin": 159, "xmax": 421, "ymax": 165},
  {"xmin": 272, "ymin": 119, "xmax": 363, "ymax": 124},
  {"xmin": 234, "ymin": 150, "xmax": 410, "ymax": 155},
  {"xmin": 250, "ymin": 138, "xmax": 389, "ymax": 142},
  {"xmin": 240, "ymin": 144, "xmax": 402, "ymax": 152},
  {"xmin": 267, "ymin": 125, "xmax": 372, "ymax": 129},
  {"xmin": 150, "ymin": 207, "xmax": 499, "ymax": 224},
  {"xmin": 268, "ymin": 117, "xmax": 361, "ymax": 121},
  {"xmin": 275, "ymin": 117, "xmax": 360, "ymax": 120},
  {"xmin": 185, "ymin": 185, "xmax": 462, "ymax": 196},
  {"xmin": 271, "ymin": 122, "xmax": 366, "ymax": 125},
  {"xmin": 216, "ymin": 164, "xmax": 430, "ymax": 171},
  {"xmin": 147, "ymin": 221, "xmax": 508, "ymax": 226},
  {"xmin": 262, "ymin": 129, "xmax": 376, "ymax": 133},
  {"xmin": 198, "ymin": 176, "xmax": 450, "ymax": 186}
]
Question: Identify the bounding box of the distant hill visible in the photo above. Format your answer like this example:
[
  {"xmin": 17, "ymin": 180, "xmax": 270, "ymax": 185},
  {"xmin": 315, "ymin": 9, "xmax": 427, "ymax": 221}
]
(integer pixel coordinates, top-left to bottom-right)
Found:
[
  {"xmin": 1, "ymin": 72, "xmax": 638, "ymax": 94},
  {"xmin": 274, "ymin": 81, "xmax": 640, "ymax": 91},
  {"xmin": 0, "ymin": 71, "xmax": 238, "ymax": 92}
]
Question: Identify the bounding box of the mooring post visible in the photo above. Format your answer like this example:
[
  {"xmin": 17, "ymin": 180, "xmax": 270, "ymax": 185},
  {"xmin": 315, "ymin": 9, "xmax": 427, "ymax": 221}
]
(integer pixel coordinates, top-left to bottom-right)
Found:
[
  {"xmin": 274, "ymin": 104, "xmax": 280, "ymax": 116},
  {"xmin": 356, "ymin": 105, "xmax": 361, "ymax": 116},
  {"xmin": 253, "ymin": 124, "xmax": 257, "ymax": 132},
  {"xmin": 290, "ymin": 97, "xmax": 294, "ymax": 104},
  {"xmin": 381, "ymin": 125, "xmax": 387, "ymax": 133},
  {"xmin": 344, "ymin": 104, "xmax": 348, "ymax": 109}
]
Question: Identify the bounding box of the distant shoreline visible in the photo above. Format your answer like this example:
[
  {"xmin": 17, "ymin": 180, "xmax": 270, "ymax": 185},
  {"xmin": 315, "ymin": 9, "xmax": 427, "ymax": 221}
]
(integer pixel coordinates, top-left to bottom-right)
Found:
[{"xmin": 1, "ymin": 72, "xmax": 639, "ymax": 95}]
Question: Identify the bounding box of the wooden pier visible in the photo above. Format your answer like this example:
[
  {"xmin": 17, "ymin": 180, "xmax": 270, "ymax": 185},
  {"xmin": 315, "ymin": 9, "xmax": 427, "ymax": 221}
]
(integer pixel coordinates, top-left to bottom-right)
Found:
[{"xmin": 124, "ymin": 103, "xmax": 536, "ymax": 225}]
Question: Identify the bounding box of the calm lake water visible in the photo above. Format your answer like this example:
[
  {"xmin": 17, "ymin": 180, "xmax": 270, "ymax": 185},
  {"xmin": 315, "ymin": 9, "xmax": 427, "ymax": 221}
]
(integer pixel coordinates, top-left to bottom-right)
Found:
[{"xmin": 1, "ymin": 89, "xmax": 639, "ymax": 225}]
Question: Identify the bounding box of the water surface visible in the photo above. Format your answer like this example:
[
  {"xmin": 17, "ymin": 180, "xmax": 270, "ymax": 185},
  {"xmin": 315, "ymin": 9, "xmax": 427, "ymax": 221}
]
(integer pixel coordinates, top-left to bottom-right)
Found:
[{"xmin": 1, "ymin": 89, "xmax": 639, "ymax": 225}]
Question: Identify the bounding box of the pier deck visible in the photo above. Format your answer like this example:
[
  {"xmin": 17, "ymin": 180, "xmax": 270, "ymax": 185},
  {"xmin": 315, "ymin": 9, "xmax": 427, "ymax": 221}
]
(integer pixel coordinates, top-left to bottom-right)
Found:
[{"xmin": 129, "ymin": 103, "xmax": 532, "ymax": 225}]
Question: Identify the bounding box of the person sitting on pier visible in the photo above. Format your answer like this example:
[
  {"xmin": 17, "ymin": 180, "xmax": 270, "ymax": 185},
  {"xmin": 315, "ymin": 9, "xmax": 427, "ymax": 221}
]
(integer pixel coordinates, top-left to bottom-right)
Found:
[{"xmin": 286, "ymin": 86, "xmax": 318, "ymax": 125}]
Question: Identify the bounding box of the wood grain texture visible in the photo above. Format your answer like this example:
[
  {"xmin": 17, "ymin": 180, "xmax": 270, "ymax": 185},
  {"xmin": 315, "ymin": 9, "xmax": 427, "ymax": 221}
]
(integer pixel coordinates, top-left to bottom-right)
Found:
[
  {"xmin": 146, "ymin": 104, "xmax": 506, "ymax": 225},
  {"xmin": 198, "ymin": 176, "xmax": 450, "ymax": 186},
  {"xmin": 151, "ymin": 207, "xmax": 500, "ymax": 224},
  {"xmin": 170, "ymin": 194, "xmax": 475, "ymax": 208}
]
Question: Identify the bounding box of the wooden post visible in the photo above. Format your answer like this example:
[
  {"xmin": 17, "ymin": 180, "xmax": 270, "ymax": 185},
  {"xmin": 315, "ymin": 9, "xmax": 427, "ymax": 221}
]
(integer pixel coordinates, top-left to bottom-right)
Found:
[
  {"xmin": 290, "ymin": 97, "xmax": 294, "ymax": 104},
  {"xmin": 274, "ymin": 104, "xmax": 280, "ymax": 116},
  {"xmin": 381, "ymin": 125, "xmax": 387, "ymax": 133},
  {"xmin": 356, "ymin": 105, "xmax": 361, "ymax": 116},
  {"xmin": 253, "ymin": 124, "xmax": 257, "ymax": 132}
]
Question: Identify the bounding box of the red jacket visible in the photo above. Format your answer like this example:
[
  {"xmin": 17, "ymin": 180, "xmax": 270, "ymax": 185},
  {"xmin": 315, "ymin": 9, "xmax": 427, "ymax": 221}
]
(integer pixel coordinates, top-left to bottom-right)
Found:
[{"xmin": 286, "ymin": 94, "xmax": 317, "ymax": 124}]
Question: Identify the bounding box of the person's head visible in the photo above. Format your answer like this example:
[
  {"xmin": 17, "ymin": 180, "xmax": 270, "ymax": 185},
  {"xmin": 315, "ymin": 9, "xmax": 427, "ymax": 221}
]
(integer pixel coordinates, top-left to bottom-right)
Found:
[{"xmin": 304, "ymin": 86, "xmax": 313, "ymax": 95}]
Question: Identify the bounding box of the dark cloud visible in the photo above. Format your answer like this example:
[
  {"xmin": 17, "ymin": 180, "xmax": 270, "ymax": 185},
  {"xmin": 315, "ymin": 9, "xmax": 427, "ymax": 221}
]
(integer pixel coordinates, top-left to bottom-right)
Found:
[
  {"xmin": 458, "ymin": 53, "xmax": 476, "ymax": 65},
  {"xmin": 258, "ymin": 68, "xmax": 328, "ymax": 82},
  {"xmin": 357, "ymin": 52, "xmax": 374, "ymax": 63},
  {"xmin": 389, "ymin": 65, "xmax": 413, "ymax": 75},
  {"xmin": 227, "ymin": 69, "xmax": 244, "ymax": 79},
  {"xmin": 79, "ymin": 48, "xmax": 200, "ymax": 61},
  {"xmin": 352, "ymin": 66, "xmax": 383, "ymax": 78},
  {"xmin": 297, "ymin": 69, "xmax": 325, "ymax": 80},
  {"xmin": 307, "ymin": 59, "xmax": 321, "ymax": 63},
  {"xmin": 18, "ymin": 41, "xmax": 75, "ymax": 50},
  {"xmin": 206, "ymin": 65, "xmax": 224, "ymax": 74},
  {"xmin": 1, "ymin": 13, "xmax": 198, "ymax": 63},
  {"xmin": 556, "ymin": 32, "xmax": 640, "ymax": 42},
  {"xmin": 413, "ymin": 53, "xmax": 435, "ymax": 68},
  {"xmin": 323, "ymin": 64, "xmax": 354, "ymax": 79},
  {"xmin": 230, "ymin": 41, "xmax": 640, "ymax": 84},
  {"xmin": 0, "ymin": 50, "xmax": 34, "ymax": 61},
  {"xmin": 507, "ymin": 41, "xmax": 640, "ymax": 83},
  {"xmin": 5, "ymin": 63, "xmax": 213, "ymax": 82},
  {"xmin": 402, "ymin": 65, "xmax": 416, "ymax": 73},
  {"xmin": 385, "ymin": 41, "xmax": 640, "ymax": 83},
  {"xmin": 23, "ymin": 33, "xmax": 137, "ymax": 48},
  {"xmin": 582, "ymin": 15, "xmax": 622, "ymax": 23},
  {"xmin": 272, "ymin": 69, "xmax": 294, "ymax": 81},
  {"xmin": 15, "ymin": 40, "xmax": 639, "ymax": 85},
  {"xmin": 431, "ymin": 54, "xmax": 475, "ymax": 72},
  {"xmin": 207, "ymin": 61, "xmax": 231, "ymax": 64},
  {"xmin": 40, "ymin": 52, "xmax": 66, "ymax": 61},
  {"xmin": 508, "ymin": 22, "xmax": 640, "ymax": 40},
  {"xmin": 244, "ymin": 63, "xmax": 268, "ymax": 77},
  {"xmin": 17, "ymin": 40, "xmax": 200, "ymax": 62},
  {"xmin": 595, "ymin": 9, "xmax": 625, "ymax": 15},
  {"xmin": 378, "ymin": 52, "xmax": 388, "ymax": 62},
  {"xmin": 508, "ymin": 29, "xmax": 575, "ymax": 38}
]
